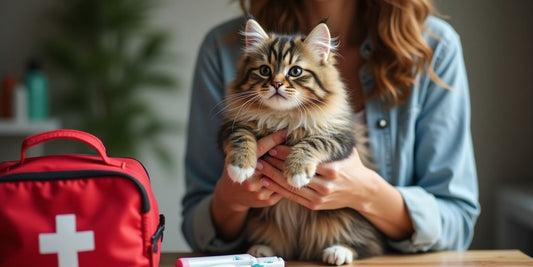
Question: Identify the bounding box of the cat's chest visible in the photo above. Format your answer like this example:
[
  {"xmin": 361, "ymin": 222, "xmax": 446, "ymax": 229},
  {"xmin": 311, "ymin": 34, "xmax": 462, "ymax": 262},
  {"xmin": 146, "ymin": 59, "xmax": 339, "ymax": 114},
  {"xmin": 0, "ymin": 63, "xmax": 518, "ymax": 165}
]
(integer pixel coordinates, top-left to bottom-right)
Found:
[{"xmin": 251, "ymin": 119, "xmax": 314, "ymax": 147}]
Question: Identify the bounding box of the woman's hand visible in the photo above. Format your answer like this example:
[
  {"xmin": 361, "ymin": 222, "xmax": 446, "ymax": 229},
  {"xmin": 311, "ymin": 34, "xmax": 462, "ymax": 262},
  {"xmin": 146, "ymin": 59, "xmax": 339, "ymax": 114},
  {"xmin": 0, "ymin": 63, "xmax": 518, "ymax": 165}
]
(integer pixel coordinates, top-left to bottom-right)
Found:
[
  {"xmin": 257, "ymin": 146, "xmax": 379, "ymax": 211},
  {"xmin": 258, "ymin": 145, "xmax": 414, "ymax": 240},
  {"xmin": 211, "ymin": 130, "xmax": 286, "ymax": 240},
  {"xmin": 213, "ymin": 161, "xmax": 282, "ymax": 213}
]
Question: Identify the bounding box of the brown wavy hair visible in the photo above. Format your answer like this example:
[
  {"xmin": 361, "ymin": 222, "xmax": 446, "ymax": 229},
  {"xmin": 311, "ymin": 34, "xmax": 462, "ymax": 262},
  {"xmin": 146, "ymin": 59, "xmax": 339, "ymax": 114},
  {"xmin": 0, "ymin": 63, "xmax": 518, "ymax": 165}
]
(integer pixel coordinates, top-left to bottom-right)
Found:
[{"xmin": 238, "ymin": 0, "xmax": 447, "ymax": 107}]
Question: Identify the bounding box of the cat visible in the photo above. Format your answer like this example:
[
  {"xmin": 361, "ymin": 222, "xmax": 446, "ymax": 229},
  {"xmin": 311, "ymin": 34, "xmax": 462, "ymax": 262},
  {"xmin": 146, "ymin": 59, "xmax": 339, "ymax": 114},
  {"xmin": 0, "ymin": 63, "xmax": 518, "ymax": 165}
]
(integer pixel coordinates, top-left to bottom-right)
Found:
[{"xmin": 218, "ymin": 18, "xmax": 385, "ymax": 265}]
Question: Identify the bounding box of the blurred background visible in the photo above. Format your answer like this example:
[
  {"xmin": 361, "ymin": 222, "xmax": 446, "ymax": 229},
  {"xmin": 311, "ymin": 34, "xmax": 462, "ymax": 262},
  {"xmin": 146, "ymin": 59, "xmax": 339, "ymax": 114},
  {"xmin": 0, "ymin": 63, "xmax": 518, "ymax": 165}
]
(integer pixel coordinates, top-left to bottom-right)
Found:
[{"xmin": 0, "ymin": 0, "xmax": 531, "ymax": 254}]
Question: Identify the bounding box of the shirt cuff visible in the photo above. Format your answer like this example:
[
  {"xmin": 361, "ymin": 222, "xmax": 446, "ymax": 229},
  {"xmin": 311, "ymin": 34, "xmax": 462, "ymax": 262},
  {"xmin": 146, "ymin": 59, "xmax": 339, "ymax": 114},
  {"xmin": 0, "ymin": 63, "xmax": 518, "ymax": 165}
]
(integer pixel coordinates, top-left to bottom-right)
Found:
[
  {"xmin": 192, "ymin": 195, "xmax": 245, "ymax": 252},
  {"xmin": 388, "ymin": 186, "xmax": 441, "ymax": 253}
]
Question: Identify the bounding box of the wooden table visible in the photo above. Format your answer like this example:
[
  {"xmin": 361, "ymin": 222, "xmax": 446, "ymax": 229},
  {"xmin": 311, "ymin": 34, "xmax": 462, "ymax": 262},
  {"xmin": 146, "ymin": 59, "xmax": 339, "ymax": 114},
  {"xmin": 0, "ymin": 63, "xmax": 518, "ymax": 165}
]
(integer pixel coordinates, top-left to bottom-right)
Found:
[{"xmin": 160, "ymin": 250, "xmax": 532, "ymax": 266}]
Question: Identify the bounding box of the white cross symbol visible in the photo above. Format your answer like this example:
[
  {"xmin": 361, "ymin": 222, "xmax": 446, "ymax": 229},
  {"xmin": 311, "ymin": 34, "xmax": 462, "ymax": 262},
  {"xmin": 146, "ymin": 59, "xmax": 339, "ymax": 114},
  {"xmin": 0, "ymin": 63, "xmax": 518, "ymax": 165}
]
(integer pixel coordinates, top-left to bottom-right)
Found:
[{"xmin": 39, "ymin": 214, "xmax": 95, "ymax": 267}]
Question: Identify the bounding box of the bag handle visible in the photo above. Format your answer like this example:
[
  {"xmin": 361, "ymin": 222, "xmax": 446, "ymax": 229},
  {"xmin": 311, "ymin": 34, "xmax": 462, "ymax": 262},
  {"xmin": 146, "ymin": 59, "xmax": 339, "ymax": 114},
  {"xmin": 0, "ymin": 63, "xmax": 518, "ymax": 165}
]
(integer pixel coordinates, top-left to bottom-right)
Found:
[{"xmin": 20, "ymin": 129, "xmax": 120, "ymax": 167}]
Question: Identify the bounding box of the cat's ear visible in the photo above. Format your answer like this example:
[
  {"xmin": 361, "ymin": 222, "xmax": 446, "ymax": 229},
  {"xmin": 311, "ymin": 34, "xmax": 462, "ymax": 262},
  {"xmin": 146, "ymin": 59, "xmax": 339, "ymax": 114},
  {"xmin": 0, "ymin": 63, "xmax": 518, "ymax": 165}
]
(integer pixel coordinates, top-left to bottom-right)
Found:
[
  {"xmin": 304, "ymin": 22, "xmax": 332, "ymax": 63},
  {"xmin": 244, "ymin": 19, "xmax": 268, "ymax": 50}
]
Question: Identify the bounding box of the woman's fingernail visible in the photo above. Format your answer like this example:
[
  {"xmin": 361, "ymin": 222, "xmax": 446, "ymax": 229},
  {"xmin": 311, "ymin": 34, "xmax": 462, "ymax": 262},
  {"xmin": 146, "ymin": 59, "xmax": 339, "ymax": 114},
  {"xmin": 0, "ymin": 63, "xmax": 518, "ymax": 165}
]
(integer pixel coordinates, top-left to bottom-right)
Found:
[
  {"xmin": 261, "ymin": 178, "xmax": 270, "ymax": 187},
  {"xmin": 268, "ymin": 149, "xmax": 277, "ymax": 156},
  {"xmin": 256, "ymin": 161, "xmax": 263, "ymax": 170}
]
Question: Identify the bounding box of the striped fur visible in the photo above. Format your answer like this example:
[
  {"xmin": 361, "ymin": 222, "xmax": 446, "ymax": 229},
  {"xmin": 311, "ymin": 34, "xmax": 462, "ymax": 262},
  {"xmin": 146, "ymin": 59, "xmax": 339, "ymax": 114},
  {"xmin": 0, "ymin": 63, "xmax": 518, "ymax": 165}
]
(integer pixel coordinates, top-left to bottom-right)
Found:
[{"xmin": 219, "ymin": 19, "xmax": 385, "ymax": 265}]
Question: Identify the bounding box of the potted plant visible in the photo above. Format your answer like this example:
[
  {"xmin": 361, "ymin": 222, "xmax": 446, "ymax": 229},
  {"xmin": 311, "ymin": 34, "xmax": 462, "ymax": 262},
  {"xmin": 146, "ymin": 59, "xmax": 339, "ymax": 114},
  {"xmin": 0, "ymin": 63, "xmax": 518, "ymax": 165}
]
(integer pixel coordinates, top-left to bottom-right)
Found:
[{"xmin": 44, "ymin": 0, "xmax": 180, "ymax": 166}]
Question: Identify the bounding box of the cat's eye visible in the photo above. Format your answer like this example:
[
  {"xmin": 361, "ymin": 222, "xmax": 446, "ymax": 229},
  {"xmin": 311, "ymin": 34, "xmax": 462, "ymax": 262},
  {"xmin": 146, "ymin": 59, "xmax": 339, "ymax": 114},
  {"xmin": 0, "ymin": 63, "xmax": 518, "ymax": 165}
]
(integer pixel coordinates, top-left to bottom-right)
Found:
[
  {"xmin": 259, "ymin": 65, "xmax": 271, "ymax": 76},
  {"xmin": 288, "ymin": 66, "xmax": 303, "ymax": 77}
]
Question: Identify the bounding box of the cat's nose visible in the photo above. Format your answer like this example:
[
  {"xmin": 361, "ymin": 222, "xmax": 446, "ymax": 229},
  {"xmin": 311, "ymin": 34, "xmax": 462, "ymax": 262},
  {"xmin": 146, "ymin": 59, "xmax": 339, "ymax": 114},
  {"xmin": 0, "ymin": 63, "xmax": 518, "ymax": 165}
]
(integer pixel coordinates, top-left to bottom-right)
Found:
[{"xmin": 271, "ymin": 81, "xmax": 283, "ymax": 90}]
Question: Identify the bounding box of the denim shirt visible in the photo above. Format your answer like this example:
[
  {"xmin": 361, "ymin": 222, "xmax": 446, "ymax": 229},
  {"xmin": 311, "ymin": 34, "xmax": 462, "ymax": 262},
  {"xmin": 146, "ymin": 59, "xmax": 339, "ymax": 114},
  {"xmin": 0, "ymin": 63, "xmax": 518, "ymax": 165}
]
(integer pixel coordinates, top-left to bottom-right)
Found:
[{"xmin": 182, "ymin": 16, "xmax": 480, "ymax": 253}]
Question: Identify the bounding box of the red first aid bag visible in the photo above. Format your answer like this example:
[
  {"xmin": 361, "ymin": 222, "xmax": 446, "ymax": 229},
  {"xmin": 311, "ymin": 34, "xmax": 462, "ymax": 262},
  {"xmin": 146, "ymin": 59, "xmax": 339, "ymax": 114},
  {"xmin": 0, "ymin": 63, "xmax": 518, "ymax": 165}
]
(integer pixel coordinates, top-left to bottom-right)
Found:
[{"xmin": 0, "ymin": 129, "xmax": 165, "ymax": 267}]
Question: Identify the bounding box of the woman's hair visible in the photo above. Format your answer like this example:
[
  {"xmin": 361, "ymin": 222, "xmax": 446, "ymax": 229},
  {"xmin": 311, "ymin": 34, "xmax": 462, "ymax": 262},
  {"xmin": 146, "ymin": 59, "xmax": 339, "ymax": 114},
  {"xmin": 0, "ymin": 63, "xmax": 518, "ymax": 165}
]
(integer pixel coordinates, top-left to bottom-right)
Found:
[{"xmin": 238, "ymin": 0, "xmax": 447, "ymax": 107}]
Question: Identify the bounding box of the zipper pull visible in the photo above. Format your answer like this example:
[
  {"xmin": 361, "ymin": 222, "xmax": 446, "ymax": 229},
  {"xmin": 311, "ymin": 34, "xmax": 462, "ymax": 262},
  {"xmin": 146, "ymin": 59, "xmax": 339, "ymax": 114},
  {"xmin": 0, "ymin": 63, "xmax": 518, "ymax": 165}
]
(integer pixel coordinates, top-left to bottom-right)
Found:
[{"xmin": 151, "ymin": 214, "xmax": 165, "ymax": 253}]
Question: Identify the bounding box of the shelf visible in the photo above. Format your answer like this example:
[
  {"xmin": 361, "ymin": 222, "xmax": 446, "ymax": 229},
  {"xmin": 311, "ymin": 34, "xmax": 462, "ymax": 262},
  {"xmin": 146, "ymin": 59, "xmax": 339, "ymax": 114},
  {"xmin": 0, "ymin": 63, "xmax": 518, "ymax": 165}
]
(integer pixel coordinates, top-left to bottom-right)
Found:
[{"xmin": 0, "ymin": 118, "xmax": 62, "ymax": 136}]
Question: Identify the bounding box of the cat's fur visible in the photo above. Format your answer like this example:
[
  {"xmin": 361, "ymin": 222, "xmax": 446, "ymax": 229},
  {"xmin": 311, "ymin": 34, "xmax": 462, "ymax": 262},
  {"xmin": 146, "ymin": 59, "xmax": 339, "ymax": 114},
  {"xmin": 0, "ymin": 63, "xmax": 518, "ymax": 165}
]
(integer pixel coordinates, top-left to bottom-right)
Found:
[{"xmin": 219, "ymin": 18, "xmax": 385, "ymax": 265}]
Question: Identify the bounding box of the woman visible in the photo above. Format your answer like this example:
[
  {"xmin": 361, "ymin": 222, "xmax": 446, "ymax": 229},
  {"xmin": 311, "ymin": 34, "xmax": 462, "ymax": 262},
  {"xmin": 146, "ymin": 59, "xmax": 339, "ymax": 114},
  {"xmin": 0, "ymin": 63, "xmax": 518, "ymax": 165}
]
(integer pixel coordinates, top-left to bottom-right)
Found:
[{"xmin": 182, "ymin": 0, "xmax": 480, "ymax": 254}]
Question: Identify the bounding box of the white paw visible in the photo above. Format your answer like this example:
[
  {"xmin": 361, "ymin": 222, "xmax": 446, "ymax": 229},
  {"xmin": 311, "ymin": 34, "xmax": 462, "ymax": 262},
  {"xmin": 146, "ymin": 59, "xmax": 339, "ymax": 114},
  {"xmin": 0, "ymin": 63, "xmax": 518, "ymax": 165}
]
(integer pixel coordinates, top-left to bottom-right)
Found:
[
  {"xmin": 227, "ymin": 164, "xmax": 255, "ymax": 183},
  {"xmin": 248, "ymin": 244, "xmax": 275, "ymax": 257},
  {"xmin": 288, "ymin": 173, "xmax": 311, "ymax": 188},
  {"xmin": 322, "ymin": 245, "xmax": 355, "ymax": 265}
]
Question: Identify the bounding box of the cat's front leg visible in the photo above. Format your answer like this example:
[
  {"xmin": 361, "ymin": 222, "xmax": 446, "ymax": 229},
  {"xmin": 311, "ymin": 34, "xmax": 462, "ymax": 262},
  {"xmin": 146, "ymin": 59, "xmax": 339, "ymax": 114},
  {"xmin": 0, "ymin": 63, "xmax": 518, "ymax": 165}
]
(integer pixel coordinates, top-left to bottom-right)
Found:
[
  {"xmin": 284, "ymin": 156, "xmax": 318, "ymax": 188},
  {"xmin": 226, "ymin": 127, "xmax": 258, "ymax": 183},
  {"xmin": 284, "ymin": 134, "xmax": 353, "ymax": 188},
  {"xmin": 284, "ymin": 136, "xmax": 334, "ymax": 188},
  {"xmin": 284, "ymin": 137, "xmax": 323, "ymax": 188}
]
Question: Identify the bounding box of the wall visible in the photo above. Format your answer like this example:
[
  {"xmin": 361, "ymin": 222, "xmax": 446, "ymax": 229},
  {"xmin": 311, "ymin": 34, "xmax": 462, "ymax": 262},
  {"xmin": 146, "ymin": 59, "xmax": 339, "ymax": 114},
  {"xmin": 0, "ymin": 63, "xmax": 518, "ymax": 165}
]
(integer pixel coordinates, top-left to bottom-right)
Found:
[
  {"xmin": 143, "ymin": 0, "xmax": 241, "ymax": 252},
  {"xmin": 435, "ymin": 0, "xmax": 533, "ymax": 249},
  {"xmin": 1, "ymin": 0, "xmax": 532, "ymax": 252}
]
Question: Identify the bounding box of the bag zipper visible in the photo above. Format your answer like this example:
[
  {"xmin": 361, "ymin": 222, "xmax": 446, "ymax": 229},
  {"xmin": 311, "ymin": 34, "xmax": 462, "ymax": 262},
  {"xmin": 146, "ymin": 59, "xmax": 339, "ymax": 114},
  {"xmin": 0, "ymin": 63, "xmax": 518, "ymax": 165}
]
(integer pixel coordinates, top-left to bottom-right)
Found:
[{"xmin": 0, "ymin": 170, "xmax": 151, "ymax": 213}]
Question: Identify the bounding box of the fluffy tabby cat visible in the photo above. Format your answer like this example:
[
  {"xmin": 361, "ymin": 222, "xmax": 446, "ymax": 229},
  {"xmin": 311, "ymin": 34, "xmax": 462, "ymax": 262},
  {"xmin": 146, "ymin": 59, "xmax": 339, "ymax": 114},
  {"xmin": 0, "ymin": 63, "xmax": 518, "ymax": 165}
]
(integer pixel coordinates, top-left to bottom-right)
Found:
[{"xmin": 219, "ymin": 18, "xmax": 385, "ymax": 265}]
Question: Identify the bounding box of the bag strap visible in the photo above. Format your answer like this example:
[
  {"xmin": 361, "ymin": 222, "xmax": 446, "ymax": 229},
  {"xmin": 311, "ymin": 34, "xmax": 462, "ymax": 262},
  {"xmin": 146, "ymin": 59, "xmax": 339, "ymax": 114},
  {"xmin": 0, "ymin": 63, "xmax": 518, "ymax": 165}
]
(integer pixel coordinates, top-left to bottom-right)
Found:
[{"xmin": 20, "ymin": 129, "xmax": 120, "ymax": 167}]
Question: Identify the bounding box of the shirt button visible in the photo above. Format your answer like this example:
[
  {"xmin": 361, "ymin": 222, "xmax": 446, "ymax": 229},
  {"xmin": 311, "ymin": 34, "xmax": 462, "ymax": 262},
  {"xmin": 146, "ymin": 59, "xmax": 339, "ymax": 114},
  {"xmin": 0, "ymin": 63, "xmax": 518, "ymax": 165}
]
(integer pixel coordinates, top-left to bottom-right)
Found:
[{"xmin": 377, "ymin": 119, "xmax": 388, "ymax": 129}]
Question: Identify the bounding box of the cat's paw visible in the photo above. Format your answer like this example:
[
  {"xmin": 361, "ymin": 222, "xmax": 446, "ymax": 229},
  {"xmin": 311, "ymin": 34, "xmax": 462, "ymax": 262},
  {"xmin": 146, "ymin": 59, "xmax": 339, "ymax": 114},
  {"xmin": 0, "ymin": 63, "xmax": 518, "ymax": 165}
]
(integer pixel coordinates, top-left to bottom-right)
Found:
[
  {"xmin": 322, "ymin": 245, "xmax": 357, "ymax": 266},
  {"xmin": 284, "ymin": 158, "xmax": 317, "ymax": 188},
  {"xmin": 248, "ymin": 244, "xmax": 275, "ymax": 257},
  {"xmin": 288, "ymin": 173, "xmax": 312, "ymax": 188},
  {"xmin": 227, "ymin": 164, "xmax": 255, "ymax": 183},
  {"xmin": 285, "ymin": 163, "xmax": 316, "ymax": 188}
]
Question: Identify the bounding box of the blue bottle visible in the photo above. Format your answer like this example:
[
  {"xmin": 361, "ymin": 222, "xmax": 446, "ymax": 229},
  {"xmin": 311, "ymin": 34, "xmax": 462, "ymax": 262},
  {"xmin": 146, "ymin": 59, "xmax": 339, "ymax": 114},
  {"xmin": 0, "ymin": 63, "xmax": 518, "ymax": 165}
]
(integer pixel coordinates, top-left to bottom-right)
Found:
[{"xmin": 25, "ymin": 59, "xmax": 48, "ymax": 121}]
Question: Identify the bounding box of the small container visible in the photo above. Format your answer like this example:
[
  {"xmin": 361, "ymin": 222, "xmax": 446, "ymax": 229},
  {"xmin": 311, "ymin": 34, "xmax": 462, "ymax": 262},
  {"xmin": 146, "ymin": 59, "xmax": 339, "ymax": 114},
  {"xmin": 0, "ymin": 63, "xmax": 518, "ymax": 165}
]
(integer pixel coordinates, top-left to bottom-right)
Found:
[
  {"xmin": 13, "ymin": 84, "xmax": 28, "ymax": 123},
  {"xmin": 1, "ymin": 74, "xmax": 18, "ymax": 119},
  {"xmin": 25, "ymin": 59, "xmax": 49, "ymax": 121}
]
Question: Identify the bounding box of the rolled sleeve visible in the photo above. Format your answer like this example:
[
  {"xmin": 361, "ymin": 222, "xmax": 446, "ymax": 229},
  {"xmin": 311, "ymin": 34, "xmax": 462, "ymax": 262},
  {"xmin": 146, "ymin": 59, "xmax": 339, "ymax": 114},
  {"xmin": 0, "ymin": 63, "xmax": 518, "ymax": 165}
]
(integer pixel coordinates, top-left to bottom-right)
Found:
[
  {"xmin": 187, "ymin": 195, "xmax": 245, "ymax": 252},
  {"xmin": 389, "ymin": 186, "xmax": 441, "ymax": 252}
]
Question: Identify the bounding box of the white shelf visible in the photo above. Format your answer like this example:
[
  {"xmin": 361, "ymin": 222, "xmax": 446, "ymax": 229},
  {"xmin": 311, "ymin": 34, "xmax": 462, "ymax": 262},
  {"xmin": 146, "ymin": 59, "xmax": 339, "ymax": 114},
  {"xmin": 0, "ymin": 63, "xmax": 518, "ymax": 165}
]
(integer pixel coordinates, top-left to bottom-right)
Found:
[{"xmin": 0, "ymin": 118, "xmax": 62, "ymax": 136}]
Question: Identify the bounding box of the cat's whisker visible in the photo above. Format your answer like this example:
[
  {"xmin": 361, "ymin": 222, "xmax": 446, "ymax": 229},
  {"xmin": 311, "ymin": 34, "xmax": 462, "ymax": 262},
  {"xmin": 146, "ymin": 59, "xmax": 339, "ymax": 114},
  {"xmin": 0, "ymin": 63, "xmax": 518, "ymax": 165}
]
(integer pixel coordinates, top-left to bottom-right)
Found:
[
  {"xmin": 231, "ymin": 94, "xmax": 261, "ymax": 130},
  {"xmin": 211, "ymin": 90, "xmax": 254, "ymax": 109},
  {"xmin": 293, "ymin": 99, "xmax": 317, "ymax": 132},
  {"xmin": 257, "ymin": 97, "xmax": 267, "ymax": 111},
  {"xmin": 211, "ymin": 91, "xmax": 258, "ymax": 118},
  {"xmin": 298, "ymin": 96, "xmax": 337, "ymax": 133},
  {"xmin": 296, "ymin": 101, "xmax": 305, "ymax": 122},
  {"xmin": 222, "ymin": 91, "xmax": 258, "ymax": 105},
  {"xmin": 300, "ymin": 96, "xmax": 325, "ymax": 114}
]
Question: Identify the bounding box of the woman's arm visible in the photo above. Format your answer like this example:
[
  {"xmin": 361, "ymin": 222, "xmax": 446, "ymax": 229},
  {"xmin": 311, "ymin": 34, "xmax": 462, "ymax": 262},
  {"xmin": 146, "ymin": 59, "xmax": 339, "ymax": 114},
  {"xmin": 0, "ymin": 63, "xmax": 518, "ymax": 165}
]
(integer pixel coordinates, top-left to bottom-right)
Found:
[
  {"xmin": 182, "ymin": 19, "xmax": 243, "ymax": 252},
  {"xmin": 389, "ymin": 21, "xmax": 480, "ymax": 252}
]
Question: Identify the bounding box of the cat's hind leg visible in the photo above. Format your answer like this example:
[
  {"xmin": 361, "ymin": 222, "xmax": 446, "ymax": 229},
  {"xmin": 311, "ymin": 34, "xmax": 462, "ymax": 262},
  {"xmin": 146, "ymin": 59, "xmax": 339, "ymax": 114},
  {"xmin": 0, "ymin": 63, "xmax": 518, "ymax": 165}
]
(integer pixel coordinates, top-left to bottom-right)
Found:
[
  {"xmin": 322, "ymin": 245, "xmax": 357, "ymax": 265},
  {"xmin": 248, "ymin": 244, "xmax": 275, "ymax": 257}
]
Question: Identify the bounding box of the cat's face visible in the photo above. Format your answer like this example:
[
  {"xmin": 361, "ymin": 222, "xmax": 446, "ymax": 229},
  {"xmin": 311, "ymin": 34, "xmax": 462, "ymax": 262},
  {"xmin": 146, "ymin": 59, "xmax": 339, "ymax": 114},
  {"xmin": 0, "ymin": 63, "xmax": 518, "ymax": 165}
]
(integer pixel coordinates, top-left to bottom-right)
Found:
[{"xmin": 229, "ymin": 19, "xmax": 343, "ymax": 113}]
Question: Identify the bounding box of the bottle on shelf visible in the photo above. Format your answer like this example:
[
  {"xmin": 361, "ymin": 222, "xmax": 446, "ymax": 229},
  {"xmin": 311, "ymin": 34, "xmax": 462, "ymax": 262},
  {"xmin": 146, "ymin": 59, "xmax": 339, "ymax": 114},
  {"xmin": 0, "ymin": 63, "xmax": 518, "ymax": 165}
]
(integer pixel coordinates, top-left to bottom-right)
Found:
[
  {"xmin": 1, "ymin": 74, "xmax": 18, "ymax": 119},
  {"xmin": 25, "ymin": 58, "xmax": 49, "ymax": 121},
  {"xmin": 13, "ymin": 83, "xmax": 28, "ymax": 123}
]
